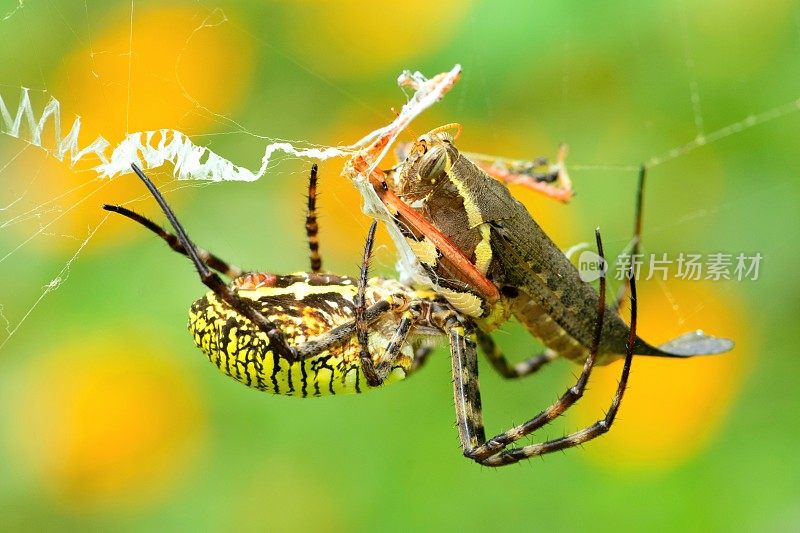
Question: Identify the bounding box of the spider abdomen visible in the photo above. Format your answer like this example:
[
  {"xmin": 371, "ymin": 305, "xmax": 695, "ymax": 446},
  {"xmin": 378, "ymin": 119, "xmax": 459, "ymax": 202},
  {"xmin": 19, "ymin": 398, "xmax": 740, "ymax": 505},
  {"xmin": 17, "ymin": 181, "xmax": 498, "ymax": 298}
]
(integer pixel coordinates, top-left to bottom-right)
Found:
[{"xmin": 188, "ymin": 278, "xmax": 415, "ymax": 397}]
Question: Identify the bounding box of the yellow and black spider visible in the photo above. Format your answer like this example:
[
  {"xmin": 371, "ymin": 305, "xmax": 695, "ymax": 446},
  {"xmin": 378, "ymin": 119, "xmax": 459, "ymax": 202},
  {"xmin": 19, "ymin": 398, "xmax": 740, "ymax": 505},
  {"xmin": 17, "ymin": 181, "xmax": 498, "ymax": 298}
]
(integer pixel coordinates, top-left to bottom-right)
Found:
[{"xmin": 102, "ymin": 163, "xmax": 636, "ymax": 467}]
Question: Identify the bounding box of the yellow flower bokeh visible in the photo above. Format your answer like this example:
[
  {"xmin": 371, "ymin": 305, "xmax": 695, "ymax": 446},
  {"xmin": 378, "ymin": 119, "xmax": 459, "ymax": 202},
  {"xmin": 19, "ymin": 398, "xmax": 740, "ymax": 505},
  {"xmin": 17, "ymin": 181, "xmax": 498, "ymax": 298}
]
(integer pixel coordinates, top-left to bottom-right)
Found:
[
  {"xmin": 10, "ymin": 4, "xmax": 255, "ymax": 252},
  {"xmin": 284, "ymin": 0, "xmax": 472, "ymax": 78},
  {"xmin": 571, "ymin": 279, "xmax": 749, "ymax": 470},
  {"xmin": 2, "ymin": 335, "xmax": 206, "ymax": 512}
]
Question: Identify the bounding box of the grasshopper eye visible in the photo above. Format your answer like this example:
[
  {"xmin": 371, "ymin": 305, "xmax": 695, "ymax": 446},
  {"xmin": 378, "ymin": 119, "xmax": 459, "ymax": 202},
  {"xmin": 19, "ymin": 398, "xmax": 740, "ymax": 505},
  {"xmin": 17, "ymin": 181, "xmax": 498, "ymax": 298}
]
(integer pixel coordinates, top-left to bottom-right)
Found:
[{"xmin": 417, "ymin": 144, "xmax": 447, "ymax": 183}]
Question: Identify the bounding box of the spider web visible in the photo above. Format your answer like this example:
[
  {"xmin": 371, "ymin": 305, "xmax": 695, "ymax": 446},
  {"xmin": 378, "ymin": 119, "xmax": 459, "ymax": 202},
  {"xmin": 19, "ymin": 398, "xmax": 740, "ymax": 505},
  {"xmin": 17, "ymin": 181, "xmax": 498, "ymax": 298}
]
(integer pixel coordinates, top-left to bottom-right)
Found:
[{"xmin": 0, "ymin": 0, "xmax": 798, "ymax": 354}]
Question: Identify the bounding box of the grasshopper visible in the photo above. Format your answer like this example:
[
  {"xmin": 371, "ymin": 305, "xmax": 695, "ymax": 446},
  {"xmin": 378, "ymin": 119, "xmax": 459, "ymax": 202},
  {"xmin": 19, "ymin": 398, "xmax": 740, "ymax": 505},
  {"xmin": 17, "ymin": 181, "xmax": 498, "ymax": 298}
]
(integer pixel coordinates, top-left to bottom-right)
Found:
[{"xmin": 355, "ymin": 125, "xmax": 733, "ymax": 365}]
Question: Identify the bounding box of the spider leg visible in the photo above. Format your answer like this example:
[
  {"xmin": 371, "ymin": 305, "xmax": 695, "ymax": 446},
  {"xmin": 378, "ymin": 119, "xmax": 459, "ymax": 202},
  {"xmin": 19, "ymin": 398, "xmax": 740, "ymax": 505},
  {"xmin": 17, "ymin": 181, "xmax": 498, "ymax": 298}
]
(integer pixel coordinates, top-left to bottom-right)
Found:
[
  {"xmin": 103, "ymin": 202, "xmax": 380, "ymax": 364},
  {"xmin": 127, "ymin": 163, "xmax": 300, "ymax": 363},
  {"xmin": 355, "ymin": 220, "xmax": 379, "ymax": 385},
  {"xmin": 368, "ymin": 304, "xmax": 422, "ymax": 384},
  {"xmin": 462, "ymin": 227, "xmax": 608, "ymax": 461},
  {"xmin": 103, "ymin": 200, "xmax": 369, "ymax": 365},
  {"xmin": 306, "ymin": 164, "xmax": 323, "ymax": 273},
  {"xmin": 102, "ymin": 204, "xmax": 244, "ymax": 278},
  {"xmin": 477, "ymin": 264, "xmax": 637, "ymax": 466},
  {"xmin": 448, "ymin": 318, "xmax": 486, "ymax": 450},
  {"xmin": 292, "ymin": 290, "xmax": 424, "ymax": 385},
  {"xmin": 353, "ymin": 220, "xmax": 421, "ymax": 386},
  {"xmin": 292, "ymin": 297, "xmax": 389, "ymax": 358},
  {"xmin": 450, "ymin": 228, "xmax": 636, "ymax": 466},
  {"xmin": 475, "ymin": 328, "xmax": 558, "ymax": 379},
  {"xmin": 450, "ymin": 306, "xmax": 587, "ymax": 461},
  {"xmin": 613, "ymin": 164, "xmax": 645, "ymax": 311}
]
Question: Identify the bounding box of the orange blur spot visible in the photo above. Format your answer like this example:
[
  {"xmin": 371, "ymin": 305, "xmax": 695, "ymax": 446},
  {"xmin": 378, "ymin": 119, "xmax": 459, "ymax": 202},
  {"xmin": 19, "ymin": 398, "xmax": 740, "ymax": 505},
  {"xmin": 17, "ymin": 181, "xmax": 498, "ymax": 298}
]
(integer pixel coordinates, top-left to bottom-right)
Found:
[
  {"xmin": 55, "ymin": 5, "xmax": 253, "ymax": 141},
  {"xmin": 2, "ymin": 335, "xmax": 206, "ymax": 511},
  {"xmin": 9, "ymin": 4, "xmax": 254, "ymax": 252},
  {"xmin": 311, "ymin": 162, "xmax": 397, "ymax": 268},
  {"xmin": 571, "ymin": 279, "xmax": 749, "ymax": 470},
  {"xmin": 298, "ymin": 119, "xmax": 396, "ymax": 269}
]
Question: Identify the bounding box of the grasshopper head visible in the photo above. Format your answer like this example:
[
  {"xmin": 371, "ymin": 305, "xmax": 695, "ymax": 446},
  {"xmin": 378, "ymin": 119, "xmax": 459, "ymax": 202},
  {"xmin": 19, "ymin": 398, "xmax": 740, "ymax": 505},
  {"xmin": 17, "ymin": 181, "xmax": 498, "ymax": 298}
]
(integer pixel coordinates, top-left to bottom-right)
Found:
[{"xmin": 393, "ymin": 125, "xmax": 463, "ymax": 199}]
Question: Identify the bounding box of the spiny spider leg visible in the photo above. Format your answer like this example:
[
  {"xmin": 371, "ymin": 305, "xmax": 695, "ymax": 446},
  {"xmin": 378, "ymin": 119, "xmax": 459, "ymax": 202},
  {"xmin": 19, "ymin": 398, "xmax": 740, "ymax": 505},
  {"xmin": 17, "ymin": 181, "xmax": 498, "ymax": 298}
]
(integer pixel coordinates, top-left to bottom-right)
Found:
[
  {"xmin": 475, "ymin": 329, "xmax": 558, "ymax": 379},
  {"xmin": 451, "ymin": 227, "xmax": 637, "ymax": 466},
  {"xmin": 102, "ymin": 204, "xmax": 244, "ymax": 279},
  {"xmin": 466, "ymin": 227, "xmax": 608, "ymax": 460},
  {"xmin": 451, "ymin": 228, "xmax": 609, "ymax": 461},
  {"xmin": 106, "ymin": 168, "xmax": 404, "ymax": 368},
  {"xmin": 306, "ymin": 164, "xmax": 323, "ymax": 273},
  {"xmin": 102, "ymin": 202, "xmax": 387, "ymax": 356},
  {"xmin": 293, "ymin": 292, "xmax": 428, "ymax": 377},
  {"xmin": 306, "ymin": 165, "xmax": 422, "ymax": 378},
  {"xmin": 449, "ymin": 318, "xmax": 486, "ymax": 450},
  {"xmin": 354, "ymin": 220, "xmax": 421, "ymax": 386},
  {"xmin": 466, "ymin": 164, "xmax": 642, "ymax": 380},
  {"xmin": 307, "ymin": 166, "xmax": 417, "ymax": 376},
  {"xmin": 355, "ymin": 220, "xmax": 380, "ymax": 385},
  {"xmin": 292, "ymin": 297, "xmax": 395, "ymax": 361},
  {"xmin": 107, "ymin": 164, "xmax": 326, "ymax": 278},
  {"xmin": 127, "ymin": 163, "xmax": 300, "ymax": 363},
  {"xmin": 101, "ymin": 204, "xmax": 379, "ymax": 345},
  {"xmin": 479, "ymin": 265, "xmax": 637, "ymax": 466},
  {"xmin": 613, "ymin": 164, "xmax": 646, "ymax": 311}
]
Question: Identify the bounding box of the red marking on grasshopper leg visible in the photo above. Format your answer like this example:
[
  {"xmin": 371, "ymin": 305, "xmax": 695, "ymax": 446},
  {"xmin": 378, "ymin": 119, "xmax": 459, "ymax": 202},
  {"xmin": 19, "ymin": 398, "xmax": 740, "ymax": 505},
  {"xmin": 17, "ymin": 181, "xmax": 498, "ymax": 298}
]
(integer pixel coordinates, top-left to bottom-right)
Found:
[
  {"xmin": 477, "ymin": 162, "xmax": 573, "ymax": 203},
  {"xmin": 351, "ymin": 156, "xmax": 500, "ymax": 305},
  {"xmin": 476, "ymin": 144, "xmax": 573, "ymax": 203}
]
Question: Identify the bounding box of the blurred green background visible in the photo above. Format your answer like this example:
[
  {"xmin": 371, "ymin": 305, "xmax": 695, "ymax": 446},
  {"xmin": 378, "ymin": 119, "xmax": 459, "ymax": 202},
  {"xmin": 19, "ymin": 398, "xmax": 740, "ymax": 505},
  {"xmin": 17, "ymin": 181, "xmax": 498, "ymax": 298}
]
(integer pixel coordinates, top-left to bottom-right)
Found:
[{"xmin": 0, "ymin": 0, "xmax": 798, "ymax": 531}]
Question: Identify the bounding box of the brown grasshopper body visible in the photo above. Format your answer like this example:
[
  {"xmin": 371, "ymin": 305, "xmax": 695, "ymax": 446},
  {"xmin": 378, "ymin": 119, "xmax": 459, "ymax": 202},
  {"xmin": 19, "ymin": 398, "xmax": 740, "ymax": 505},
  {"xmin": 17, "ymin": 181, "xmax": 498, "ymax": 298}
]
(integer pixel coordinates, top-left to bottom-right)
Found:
[{"xmin": 384, "ymin": 129, "xmax": 733, "ymax": 363}]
